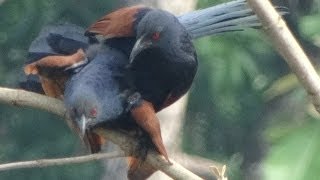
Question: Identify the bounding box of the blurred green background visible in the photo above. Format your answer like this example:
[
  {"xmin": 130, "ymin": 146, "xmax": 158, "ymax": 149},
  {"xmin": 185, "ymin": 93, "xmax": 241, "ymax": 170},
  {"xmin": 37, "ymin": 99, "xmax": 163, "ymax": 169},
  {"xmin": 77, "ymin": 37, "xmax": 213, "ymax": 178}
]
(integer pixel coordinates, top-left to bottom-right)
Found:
[{"xmin": 0, "ymin": 0, "xmax": 320, "ymax": 179}]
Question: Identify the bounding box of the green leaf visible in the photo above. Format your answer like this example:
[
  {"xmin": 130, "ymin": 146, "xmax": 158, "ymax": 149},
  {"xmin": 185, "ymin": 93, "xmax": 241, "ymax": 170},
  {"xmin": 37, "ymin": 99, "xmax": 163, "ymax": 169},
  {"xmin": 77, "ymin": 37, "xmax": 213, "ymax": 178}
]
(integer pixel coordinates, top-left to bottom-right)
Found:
[
  {"xmin": 264, "ymin": 119, "xmax": 320, "ymax": 180},
  {"xmin": 300, "ymin": 14, "xmax": 320, "ymax": 38}
]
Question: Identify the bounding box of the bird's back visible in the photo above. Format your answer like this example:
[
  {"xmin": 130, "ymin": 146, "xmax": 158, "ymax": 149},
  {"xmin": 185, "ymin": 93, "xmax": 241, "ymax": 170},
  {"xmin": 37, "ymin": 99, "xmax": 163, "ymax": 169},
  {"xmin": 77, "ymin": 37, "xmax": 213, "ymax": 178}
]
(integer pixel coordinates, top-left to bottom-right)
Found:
[{"xmin": 64, "ymin": 46, "xmax": 133, "ymax": 124}]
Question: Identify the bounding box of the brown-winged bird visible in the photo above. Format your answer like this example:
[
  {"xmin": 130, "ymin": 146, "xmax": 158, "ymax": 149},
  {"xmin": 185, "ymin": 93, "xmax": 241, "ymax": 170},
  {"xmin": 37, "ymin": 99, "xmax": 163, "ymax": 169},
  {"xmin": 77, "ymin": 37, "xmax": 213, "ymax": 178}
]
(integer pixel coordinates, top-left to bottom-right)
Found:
[{"xmin": 22, "ymin": 0, "xmax": 286, "ymax": 179}]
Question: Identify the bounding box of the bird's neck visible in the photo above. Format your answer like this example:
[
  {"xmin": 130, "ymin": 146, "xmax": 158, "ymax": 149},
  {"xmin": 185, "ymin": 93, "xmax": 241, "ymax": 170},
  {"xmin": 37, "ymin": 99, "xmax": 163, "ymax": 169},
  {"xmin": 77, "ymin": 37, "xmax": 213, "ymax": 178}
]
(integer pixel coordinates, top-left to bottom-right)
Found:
[{"xmin": 104, "ymin": 37, "xmax": 136, "ymax": 57}]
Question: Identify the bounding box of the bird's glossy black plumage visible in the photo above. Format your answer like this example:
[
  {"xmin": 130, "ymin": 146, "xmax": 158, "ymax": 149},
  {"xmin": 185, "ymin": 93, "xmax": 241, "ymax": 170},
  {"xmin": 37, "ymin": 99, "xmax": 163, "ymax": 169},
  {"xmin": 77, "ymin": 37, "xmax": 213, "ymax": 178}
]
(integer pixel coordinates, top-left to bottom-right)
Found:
[{"xmin": 129, "ymin": 9, "xmax": 198, "ymax": 110}]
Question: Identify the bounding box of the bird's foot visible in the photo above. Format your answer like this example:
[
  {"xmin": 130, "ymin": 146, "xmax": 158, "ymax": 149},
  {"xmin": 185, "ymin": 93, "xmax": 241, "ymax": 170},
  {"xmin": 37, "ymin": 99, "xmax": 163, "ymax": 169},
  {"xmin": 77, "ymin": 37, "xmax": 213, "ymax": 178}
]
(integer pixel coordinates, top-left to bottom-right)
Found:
[{"xmin": 126, "ymin": 92, "xmax": 142, "ymax": 112}]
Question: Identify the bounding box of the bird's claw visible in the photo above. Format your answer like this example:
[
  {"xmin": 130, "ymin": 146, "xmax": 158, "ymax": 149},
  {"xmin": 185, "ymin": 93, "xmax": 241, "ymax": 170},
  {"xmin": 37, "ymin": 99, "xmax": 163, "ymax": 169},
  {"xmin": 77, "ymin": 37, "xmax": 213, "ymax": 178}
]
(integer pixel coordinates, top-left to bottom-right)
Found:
[{"xmin": 126, "ymin": 92, "xmax": 142, "ymax": 112}]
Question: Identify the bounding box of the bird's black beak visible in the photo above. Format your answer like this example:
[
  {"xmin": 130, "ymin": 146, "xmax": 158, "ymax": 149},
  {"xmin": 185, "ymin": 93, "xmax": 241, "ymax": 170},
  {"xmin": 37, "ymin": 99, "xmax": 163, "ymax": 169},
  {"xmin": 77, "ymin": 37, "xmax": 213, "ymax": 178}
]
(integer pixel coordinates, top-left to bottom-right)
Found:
[{"xmin": 129, "ymin": 35, "xmax": 152, "ymax": 64}]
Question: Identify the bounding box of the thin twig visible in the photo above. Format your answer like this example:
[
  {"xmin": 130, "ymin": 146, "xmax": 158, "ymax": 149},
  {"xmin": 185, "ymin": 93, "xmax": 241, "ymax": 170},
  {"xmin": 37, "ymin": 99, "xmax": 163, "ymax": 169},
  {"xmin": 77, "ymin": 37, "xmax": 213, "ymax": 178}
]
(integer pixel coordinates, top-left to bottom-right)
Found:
[
  {"xmin": 0, "ymin": 151, "xmax": 124, "ymax": 171},
  {"xmin": 247, "ymin": 0, "xmax": 320, "ymax": 113},
  {"xmin": 0, "ymin": 87, "xmax": 203, "ymax": 179}
]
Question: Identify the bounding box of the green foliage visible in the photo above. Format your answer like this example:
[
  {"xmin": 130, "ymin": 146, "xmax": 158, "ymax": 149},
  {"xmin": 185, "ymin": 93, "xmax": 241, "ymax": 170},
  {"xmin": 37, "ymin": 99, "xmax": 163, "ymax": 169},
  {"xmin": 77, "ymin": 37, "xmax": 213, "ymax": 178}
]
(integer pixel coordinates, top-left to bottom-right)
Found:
[
  {"xmin": 300, "ymin": 14, "xmax": 320, "ymax": 47},
  {"xmin": 184, "ymin": 30, "xmax": 278, "ymax": 180},
  {"xmin": 264, "ymin": 118, "xmax": 320, "ymax": 180}
]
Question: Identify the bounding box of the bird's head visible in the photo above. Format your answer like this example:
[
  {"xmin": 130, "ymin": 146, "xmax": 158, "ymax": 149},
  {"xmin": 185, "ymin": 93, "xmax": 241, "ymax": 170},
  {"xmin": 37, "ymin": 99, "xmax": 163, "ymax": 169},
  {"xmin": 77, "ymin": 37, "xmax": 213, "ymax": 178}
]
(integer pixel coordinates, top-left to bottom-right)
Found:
[
  {"xmin": 64, "ymin": 47, "xmax": 130, "ymax": 137},
  {"xmin": 130, "ymin": 9, "xmax": 189, "ymax": 63},
  {"xmin": 65, "ymin": 89, "xmax": 102, "ymax": 135}
]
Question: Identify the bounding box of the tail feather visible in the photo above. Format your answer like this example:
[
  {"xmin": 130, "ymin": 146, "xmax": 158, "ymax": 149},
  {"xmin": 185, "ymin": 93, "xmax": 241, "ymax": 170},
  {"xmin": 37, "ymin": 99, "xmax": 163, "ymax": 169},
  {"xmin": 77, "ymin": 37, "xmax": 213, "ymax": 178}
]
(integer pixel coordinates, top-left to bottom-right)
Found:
[
  {"xmin": 191, "ymin": 15, "xmax": 260, "ymax": 38},
  {"xmin": 185, "ymin": 9, "xmax": 254, "ymax": 32},
  {"xmin": 178, "ymin": 0, "xmax": 288, "ymax": 39},
  {"xmin": 179, "ymin": 0, "xmax": 248, "ymax": 24}
]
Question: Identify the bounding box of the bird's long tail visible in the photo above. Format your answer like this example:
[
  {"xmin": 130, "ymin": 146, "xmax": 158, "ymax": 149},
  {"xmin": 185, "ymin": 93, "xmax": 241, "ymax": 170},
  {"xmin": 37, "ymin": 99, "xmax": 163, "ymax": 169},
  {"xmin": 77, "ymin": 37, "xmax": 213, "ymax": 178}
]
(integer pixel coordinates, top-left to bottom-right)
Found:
[{"xmin": 178, "ymin": 0, "xmax": 288, "ymax": 39}]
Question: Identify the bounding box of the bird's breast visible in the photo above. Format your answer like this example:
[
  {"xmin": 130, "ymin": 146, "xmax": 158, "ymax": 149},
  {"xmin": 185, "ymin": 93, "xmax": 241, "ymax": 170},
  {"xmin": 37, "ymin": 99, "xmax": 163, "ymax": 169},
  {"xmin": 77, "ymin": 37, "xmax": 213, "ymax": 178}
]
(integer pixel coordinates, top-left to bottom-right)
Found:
[{"xmin": 130, "ymin": 47, "xmax": 197, "ymax": 109}]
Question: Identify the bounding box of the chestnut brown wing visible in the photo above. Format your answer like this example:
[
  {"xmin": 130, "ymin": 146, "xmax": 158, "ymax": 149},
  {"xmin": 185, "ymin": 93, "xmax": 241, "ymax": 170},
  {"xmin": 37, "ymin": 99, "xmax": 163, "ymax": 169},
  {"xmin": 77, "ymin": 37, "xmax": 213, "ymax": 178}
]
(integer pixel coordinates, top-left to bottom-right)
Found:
[
  {"xmin": 86, "ymin": 5, "xmax": 147, "ymax": 39},
  {"xmin": 24, "ymin": 49, "xmax": 87, "ymax": 99}
]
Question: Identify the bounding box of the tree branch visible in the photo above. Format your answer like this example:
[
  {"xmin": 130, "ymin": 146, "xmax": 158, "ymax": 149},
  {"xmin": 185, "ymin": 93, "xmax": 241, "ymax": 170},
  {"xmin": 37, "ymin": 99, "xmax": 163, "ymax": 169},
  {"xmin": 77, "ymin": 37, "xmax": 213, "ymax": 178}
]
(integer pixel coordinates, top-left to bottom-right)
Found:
[
  {"xmin": 95, "ymin": 128, "xmax": 203, "ymax": 180},
  {"xmin": 0, "ymin": 87, "xmax": 203, "ymax": 180},
  {"xmin": 0, "ymin": 151, "xmax": 124, "ymax": 171},
  {"xmin": 247, "ymin": 0, "xmax": 320, "ymax": 113},
  {"xmin": 0, "ymin": 88, "xmax": 65, "ymax": 117}
]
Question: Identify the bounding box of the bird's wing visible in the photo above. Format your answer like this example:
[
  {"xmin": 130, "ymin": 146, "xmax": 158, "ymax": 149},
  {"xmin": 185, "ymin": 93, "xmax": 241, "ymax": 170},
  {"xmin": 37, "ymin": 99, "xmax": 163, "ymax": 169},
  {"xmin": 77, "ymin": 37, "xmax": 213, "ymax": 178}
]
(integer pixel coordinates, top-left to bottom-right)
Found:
[
  {"xmin": 85, "ymin": 5, "xmax": 147, "ymax": 39},
  {"xmin": 24, "ymin": 49, "xmax": 87, "ymax": 99},
  {"xmin": 22, "ymin": 24, "xmax": 89, "ymax": 98},
  {"xmin": 127, "ymin": 99, "xmax": 169, "ymax": 180},
  {"xmin": 24, "ymin": 49, "xmax": 87, "ymax": 75},
  {"xmin": 130, "ymin": 100, "xmax": 169, "ymax": 162},
  {"xmin": 28, "ymin": 24, "xmax": 88, "ymax": 63},
  {"xmin": 159, "ymin": 92, "xmax": 185, "ymax": 111}
]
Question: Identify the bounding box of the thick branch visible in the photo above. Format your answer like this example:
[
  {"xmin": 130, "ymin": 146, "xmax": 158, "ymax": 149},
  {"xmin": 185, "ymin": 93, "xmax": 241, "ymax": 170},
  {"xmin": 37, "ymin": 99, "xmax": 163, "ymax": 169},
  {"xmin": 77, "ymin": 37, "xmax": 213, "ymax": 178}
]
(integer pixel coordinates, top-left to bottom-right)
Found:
[
  {"xmin": 95, "ymin": 129, "xmax": 203, "ymax": 180},
  {"xmin": 0, "ymin": 87, "xmax": 202, "ymax": 180},
  {"xmin": 0, "ymin": 88, "xmax": 65, "ymax": 116},
  {"xmin": 247, "ymin": 0, "xmax": 320, "ymax": 113},
  {"xmin": 0, "ymin": 152, "xmax": 124, "ymax": 171},
  {"xmin": 0, "ymin": 87, "xmax": 77, "ymax": 131}
]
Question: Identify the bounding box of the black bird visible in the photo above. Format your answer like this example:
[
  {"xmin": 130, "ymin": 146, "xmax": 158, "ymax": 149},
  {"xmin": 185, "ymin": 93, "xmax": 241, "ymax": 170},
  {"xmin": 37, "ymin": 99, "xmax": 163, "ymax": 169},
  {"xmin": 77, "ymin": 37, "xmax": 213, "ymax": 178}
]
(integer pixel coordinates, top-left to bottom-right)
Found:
[
  {"xmin": 84, "ymin": 0, "xmax": 287, "ymax": 161},
  {"xmin": 22, "ymin": 0, "xmax": 287, "ymax": 178},
  {"xmin": 23, "ymin": 24, "xmax": 166, "ymax": 179},
  {"xmin": 85, "ymin": 0, "xmax": 287, "ymax": 129}
]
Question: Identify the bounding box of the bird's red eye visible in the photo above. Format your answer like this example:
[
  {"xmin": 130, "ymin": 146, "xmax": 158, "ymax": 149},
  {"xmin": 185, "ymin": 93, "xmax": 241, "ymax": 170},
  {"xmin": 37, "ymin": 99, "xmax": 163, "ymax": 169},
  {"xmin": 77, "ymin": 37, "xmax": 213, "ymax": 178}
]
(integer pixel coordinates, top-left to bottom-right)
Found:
[
  {"xmin": 90, "ymin": 108, "xmax": 97, "ymax": 117},
  {"xmin": 152, "ymin": 32, "xmax": 160, "ymax": 40}
]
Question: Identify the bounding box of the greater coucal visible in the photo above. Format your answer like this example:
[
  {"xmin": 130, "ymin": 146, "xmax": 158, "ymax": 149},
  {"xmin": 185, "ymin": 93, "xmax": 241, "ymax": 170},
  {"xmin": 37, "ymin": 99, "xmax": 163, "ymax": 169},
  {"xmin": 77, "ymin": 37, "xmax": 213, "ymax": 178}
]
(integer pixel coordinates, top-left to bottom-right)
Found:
[
  {"xmin": 84, "ymin": 0, "xmax": 285, "ymax": 159},
  {"xmin": 22, "ymin": 0, "xmax": 286, "ymax": 178},
  {"xmin": 23, "ymin": 24, "xmax": 164, "ymax": 179}
]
